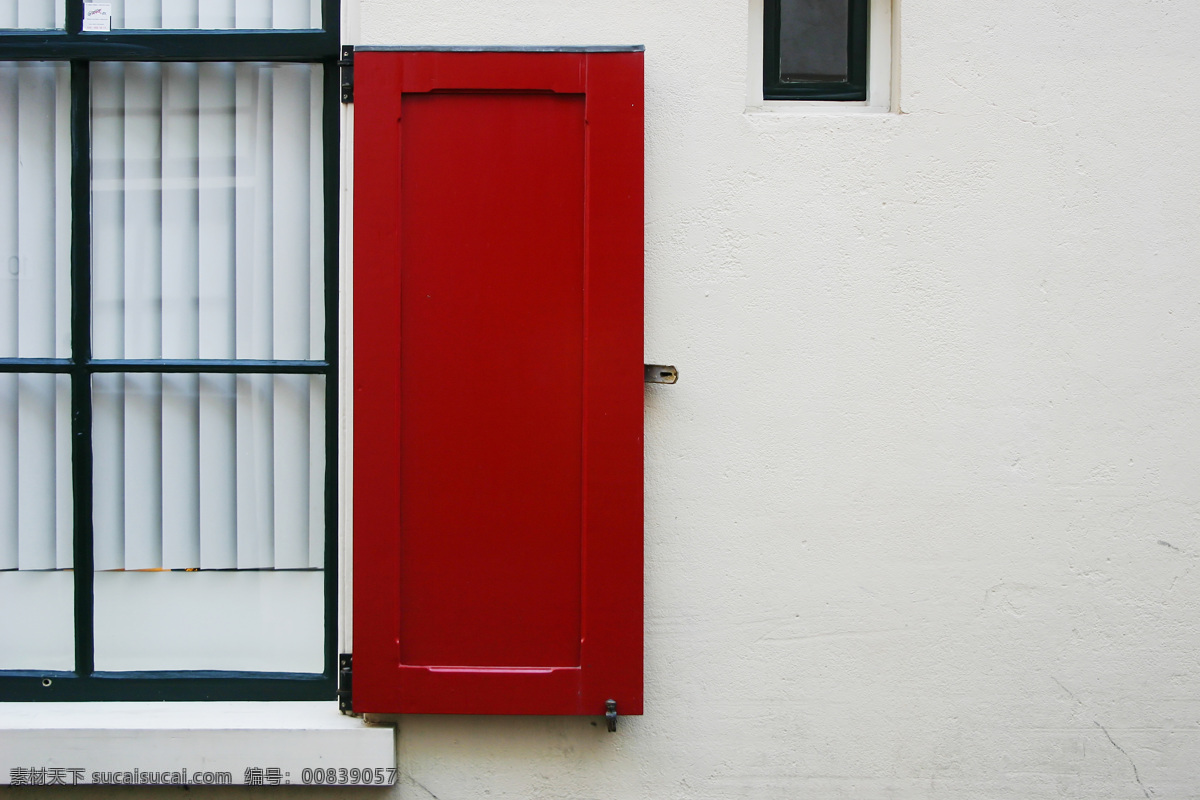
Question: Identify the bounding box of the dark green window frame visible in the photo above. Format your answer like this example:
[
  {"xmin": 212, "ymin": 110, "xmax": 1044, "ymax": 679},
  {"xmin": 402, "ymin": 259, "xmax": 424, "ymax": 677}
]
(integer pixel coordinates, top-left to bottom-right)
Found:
[
  {"xmin": 763, "ymin": 0, "xmax": 869, "ymax": 101},
  {"xmin": 0, "ymin": 0, "xmax": 340, "ymax": 702}
]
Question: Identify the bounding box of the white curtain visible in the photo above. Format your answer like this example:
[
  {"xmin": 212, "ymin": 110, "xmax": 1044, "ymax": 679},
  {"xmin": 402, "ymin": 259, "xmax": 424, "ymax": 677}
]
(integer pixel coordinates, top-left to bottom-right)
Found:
[
  {"xmin": 106, "ymin": 0, "xmax": 320, "ymax": 30},
  {"xmin": 90, "ymin": 62, "xmax": 325, "ymax": 575}
]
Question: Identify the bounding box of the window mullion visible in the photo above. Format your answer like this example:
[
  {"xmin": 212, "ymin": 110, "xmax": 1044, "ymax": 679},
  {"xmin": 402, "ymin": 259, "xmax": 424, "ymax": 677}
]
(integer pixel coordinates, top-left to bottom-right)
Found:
[
  {"xmin": 321, "ymin": 57, "xmax": 339, "ymax": 681},
  {"xmin": 65, "ymin": 0, "xmax": 81, "ymax": 35},
  {"xmin": 68, "ymin": 57, "xmax": 94, "ymax": 677},
  {"xmin": 0, "ymin": 32, "xmax": 338, "ymax": 63}
]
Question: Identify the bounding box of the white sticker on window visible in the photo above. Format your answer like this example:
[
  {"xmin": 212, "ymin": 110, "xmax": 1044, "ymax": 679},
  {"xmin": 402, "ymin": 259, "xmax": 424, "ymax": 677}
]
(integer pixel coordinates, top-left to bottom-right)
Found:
[{"xmin": 82, "ymin": 3, "xmax": 112, "ymax": 32}]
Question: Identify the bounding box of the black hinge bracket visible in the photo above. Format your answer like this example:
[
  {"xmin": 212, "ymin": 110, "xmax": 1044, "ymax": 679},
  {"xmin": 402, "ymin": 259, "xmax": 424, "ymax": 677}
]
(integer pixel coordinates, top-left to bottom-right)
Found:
[
  {"xmin": 337, "ymin": 653, "xmax": 354, "ymax": 714},
  {"xmin": 339, "ymin": 45, "xmax": 354, "ymax": 103},
  {"xmin": 605, "ymin": 699, "xmax": 618, "ymax": 732}
]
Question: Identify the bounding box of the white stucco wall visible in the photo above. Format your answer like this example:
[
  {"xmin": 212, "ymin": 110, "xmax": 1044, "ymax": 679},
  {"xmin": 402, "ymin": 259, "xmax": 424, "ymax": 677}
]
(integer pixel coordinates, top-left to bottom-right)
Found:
[
  {"xmin": 337, "ymin": 1, "xmax": 1200, "ymax": 798},
  {"xmin": 17, "ymin": 2, "xmax": 1189, "ymax": 799}
]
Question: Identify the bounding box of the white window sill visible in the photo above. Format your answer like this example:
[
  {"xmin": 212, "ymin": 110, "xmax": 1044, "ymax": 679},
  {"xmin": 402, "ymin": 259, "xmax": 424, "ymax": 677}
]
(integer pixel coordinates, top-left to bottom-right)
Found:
[
  {"xmin": 744, "ymin": 100, "xmax": 895, "ymax": 116},
  {"xmin": 0, "ymin": 702, "xmax": 395, "ymax": 786}
]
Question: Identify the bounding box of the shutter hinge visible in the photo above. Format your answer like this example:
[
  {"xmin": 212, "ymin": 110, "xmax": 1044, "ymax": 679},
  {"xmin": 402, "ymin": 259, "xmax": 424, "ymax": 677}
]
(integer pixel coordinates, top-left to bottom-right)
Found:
[
  {"xmin": 605, "ymin": 699, "xmax": 618, "ymax": 732},
  {"xmin": 339, "ymin": 45, "xmax": 354, "ymax": 103},
  {"xmin": 337, "ymin": 653, "xmax": 354, "ymax": 714}
]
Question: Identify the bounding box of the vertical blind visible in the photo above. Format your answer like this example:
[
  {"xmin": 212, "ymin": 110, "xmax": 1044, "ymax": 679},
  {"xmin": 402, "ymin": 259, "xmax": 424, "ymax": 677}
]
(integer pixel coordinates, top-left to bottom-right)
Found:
[
  {"xmin": 0, "ymin": 63, "xmax": 72, "ymax": 574},
  {"xmin": 90, "ymin": 62, "xmax": 325, "ymax": 574},
  {"xmin": 0, "ymin": 60, "xmax": 326, "ymax": 672},
  {"xmin": 0, "ymin": 0, "xmax": 318, "ymax": 29},
  {"xmin": 0, "ymin": 1, "xmax": 64, "ymax": 30},
  {"xmin": 0, "ymin": 63, "xmax": 73, "ymax": 670},
  {"xmin": 106, "ymin": 0, "xmax": 320, "ymax": 30}
]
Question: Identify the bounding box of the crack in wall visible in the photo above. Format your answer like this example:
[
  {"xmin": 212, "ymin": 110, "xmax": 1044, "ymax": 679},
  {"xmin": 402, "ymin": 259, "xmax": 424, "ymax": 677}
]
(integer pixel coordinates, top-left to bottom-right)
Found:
[
  {"xmin": 1054, "ymin": 676, "xmax": 1152, "ymax": 799},
  {"xmin": 403, "ymin": 774, "xmax": 441, "ymax": 800},
  {"xmin": 1094, "ymin": 721, "xmax": 1151, "ymax": 800}
]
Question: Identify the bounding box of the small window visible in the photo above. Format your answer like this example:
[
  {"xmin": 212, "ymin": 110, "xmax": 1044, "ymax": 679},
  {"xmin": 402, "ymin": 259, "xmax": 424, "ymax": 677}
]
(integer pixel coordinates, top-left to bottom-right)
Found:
[{"xmin": 764, "ymin": 0, "xmax": 869, "ymax": 100}]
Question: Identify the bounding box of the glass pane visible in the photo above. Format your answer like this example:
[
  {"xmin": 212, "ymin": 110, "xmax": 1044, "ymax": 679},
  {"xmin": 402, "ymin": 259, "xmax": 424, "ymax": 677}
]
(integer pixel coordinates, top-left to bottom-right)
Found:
[
  {"xmin": 779, "ymin": 0, "xmax": 850, "ymax": 82},
  {"xmin": 0, "ymin": 0, "xmax": 65, "ymax": 30},
  {"xmin": 106, "ymin": 0, "xmax": 320, "ymax": 30},
  {"xmin": 0, "ymin": 63, "xmax": 72, "ymax": 359},
  {"xmin": 94, "ymin": 571, "xmax": 323, "ymax": 671},
  {"xmin": 0, "ymin": 373, "xmax": 74, "ymax": 671},
  {"xmin": 91, "ymin": 372, "xmax": 324, "ymax": 671},
  {"xmin": 0, "ymin": 572, "xmax": 74, "ymax": 671},
  {"xmin": 91, "ymin": 63, "xmax": 325, "ymax": 361},
  {"xmin": 0, "ymin": 374, "xmax": 73, "ymax": 571}
]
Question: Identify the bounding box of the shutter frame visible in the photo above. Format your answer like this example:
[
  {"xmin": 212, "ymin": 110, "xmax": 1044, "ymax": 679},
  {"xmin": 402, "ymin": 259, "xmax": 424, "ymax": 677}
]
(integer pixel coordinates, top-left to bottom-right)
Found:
[{"xmin": 352, "ymin": 49, "xmax": 644, "ymax": 716}]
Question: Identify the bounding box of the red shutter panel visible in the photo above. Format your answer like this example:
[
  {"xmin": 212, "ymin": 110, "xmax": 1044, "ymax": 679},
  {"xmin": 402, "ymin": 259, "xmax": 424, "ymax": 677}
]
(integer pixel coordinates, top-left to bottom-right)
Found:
[{"xmin": 352, "ymin": 49, "xmax": 644, "ymax": 716}]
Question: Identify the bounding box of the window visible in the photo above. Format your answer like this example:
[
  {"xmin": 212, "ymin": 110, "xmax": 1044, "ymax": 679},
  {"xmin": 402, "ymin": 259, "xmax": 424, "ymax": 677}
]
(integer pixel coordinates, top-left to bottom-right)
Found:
[
  {"xmin": 0, "ymin": 0, "xmax": 339, "ymax": 701},
  {"xmin": 763, "ymin": 0, "xmax": 869, "ymax": 100}
]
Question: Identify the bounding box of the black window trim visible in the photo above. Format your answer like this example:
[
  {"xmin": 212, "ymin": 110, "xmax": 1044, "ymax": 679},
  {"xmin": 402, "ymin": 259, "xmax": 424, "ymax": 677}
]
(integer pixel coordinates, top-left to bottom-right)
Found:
[
  {"xmin": 763, "ymin": 0, "xmax": 869, "ymax": 101},
  {"xmin": 0, "ymin": 0, "xmax": 340, "ymax": 702}
]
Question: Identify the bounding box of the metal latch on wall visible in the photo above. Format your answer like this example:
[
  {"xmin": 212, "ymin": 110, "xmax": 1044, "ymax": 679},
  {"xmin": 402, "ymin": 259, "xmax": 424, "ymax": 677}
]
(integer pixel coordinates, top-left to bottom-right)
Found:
[
  {"xmin": 644, "ymin": 365, "xmax": 678, "ymax": 384},
  {"xmin": 605, "ymin": 699, "xmax": 618, "ymax": 732}
]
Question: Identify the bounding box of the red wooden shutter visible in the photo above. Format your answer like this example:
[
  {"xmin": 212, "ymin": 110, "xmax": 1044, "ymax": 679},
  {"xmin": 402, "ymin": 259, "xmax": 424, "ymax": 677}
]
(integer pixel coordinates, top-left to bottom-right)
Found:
[{"xmin": 352, "ymin": 48, "xmax": 644, "ymax": 716}]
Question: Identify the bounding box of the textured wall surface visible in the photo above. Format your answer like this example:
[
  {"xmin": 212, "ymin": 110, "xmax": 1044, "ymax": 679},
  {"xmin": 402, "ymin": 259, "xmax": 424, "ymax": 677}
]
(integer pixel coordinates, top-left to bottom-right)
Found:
[
  {"xmin": 340, "ymin": 1, "xmax": 1200, "ymax": 798},
  {"xmin": 29, "ymin": 2, "xmax": 1193, "ymax": 799}
]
